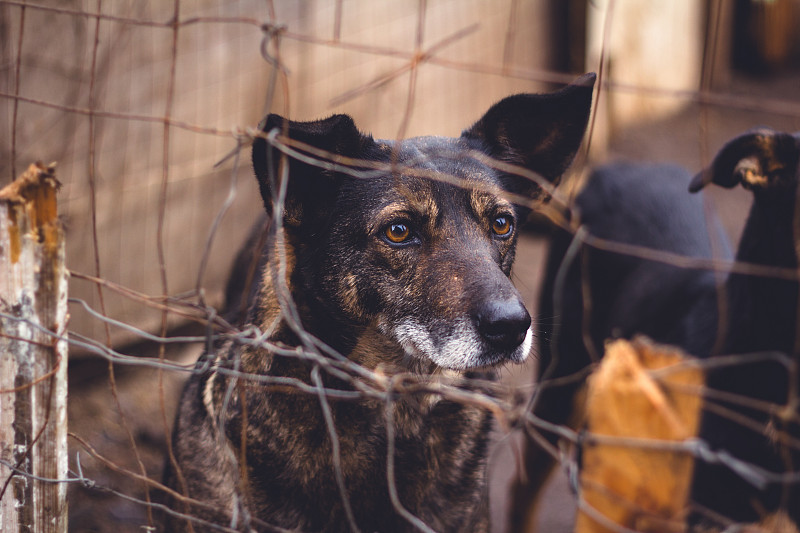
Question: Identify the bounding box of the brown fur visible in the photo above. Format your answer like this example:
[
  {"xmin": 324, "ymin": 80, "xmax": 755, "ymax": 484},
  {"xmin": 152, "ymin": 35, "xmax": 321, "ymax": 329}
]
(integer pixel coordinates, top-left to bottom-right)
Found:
[{"xmin": 162, "ymin": 75, "xmax": 595, "ymax": 532}]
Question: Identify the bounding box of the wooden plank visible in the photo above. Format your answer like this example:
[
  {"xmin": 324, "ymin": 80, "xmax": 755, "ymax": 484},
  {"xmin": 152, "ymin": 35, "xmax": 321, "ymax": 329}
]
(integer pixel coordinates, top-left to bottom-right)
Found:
[
  {"xmin": 575, "ymin": 337, "xmax": 703, "ymax": 533},
  {"xmin": 0, "ymin": 162, "xmax": 68, "ymax": 533}
]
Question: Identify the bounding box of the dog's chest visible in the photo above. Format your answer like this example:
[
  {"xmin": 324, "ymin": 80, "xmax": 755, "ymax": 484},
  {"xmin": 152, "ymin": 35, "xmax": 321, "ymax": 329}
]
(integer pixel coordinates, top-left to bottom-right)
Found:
[{"xmin": 219, "ymin": 376, "xmax": 492, "ymax": 531}]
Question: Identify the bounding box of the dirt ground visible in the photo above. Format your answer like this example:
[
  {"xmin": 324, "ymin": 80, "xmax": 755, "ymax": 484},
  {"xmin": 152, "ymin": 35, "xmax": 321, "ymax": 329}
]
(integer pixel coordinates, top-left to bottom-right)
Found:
[{"xmin": 66, "ymin": 71, "xmax": 800, "ymax": 532}]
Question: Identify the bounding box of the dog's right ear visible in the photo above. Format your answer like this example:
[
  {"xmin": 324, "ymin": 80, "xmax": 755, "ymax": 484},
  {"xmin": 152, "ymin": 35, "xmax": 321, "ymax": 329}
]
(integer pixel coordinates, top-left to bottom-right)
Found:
[
  {"xmin": 689, "ymin": 128, "xmax": 800, "ymax": 193},
  {"xmin": 252, "ymin": 113, "xmax": 374, "ymax": 225}
]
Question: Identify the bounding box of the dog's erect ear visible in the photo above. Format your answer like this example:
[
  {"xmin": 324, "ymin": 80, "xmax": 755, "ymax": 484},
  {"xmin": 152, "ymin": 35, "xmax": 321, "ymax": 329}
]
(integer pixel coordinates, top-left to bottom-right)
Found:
[
  {"xmin": 689, "ymin": 128, "xmax": 800, "ymax": 193},
  {"xmin": 462, "ymin": 72, "xmax": 596, "ymax": 196},
  {"xmin": 252, "ymin": 113, "xmax": 374, "ymax": 225}
]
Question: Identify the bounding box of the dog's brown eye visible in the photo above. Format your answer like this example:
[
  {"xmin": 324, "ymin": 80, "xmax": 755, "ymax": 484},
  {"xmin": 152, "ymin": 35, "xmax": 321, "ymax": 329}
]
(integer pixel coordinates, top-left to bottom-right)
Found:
[
  {"xmin": 385, "ymin": 223, "xmax": 411, "ymax": 243},
  {"xmin": 492, "ymin": 216, "xmax": 512, "ymax": 237}
]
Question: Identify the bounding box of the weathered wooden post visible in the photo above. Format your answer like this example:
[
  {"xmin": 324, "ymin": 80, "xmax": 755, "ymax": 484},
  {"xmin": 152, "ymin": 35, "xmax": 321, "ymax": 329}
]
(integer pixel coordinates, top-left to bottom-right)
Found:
[{"xmin": 0, "ymin": 162, "xmax": 68, "ymax": 532}]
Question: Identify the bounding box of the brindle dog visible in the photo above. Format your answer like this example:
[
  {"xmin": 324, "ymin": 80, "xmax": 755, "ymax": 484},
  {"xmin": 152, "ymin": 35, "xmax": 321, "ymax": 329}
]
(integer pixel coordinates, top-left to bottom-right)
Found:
[{"xmin": 163, "ymin": 74, "xmax": 595, "ymax": 532}]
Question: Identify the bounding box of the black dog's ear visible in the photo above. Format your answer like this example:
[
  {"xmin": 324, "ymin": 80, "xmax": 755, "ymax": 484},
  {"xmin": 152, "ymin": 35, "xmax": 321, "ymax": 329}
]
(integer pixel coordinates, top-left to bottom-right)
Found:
[
  {"xmin": 252, "ymin": 113, "xmax": 374, "ymax": 225},
  {"xmin": 689, "ymin": 128, "xmax": 800, "ymax": 193},
  {"xmin": 462, "ymin": 72, "xmax": 596, "ymax": 196}
]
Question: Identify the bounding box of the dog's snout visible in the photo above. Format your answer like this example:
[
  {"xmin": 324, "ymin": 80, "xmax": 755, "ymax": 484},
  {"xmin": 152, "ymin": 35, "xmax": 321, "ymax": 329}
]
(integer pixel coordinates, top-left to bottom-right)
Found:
[{"xmin": 475, "ymin": 297, "xmax": 531, "ymax": 351}]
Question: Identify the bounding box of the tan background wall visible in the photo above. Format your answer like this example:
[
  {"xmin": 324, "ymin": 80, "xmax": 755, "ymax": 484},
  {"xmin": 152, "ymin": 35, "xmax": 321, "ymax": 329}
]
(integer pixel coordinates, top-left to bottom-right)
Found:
[{"xmin": 1, "ymin": 0, "xmax": 568, "ymax": 348}]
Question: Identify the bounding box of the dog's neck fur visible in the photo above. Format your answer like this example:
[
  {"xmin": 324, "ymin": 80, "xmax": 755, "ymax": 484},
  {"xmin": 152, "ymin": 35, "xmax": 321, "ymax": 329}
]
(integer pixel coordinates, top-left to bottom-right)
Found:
[{"xmin": 725, "ymin": 186, "xmax": 800, "ymax": 355}]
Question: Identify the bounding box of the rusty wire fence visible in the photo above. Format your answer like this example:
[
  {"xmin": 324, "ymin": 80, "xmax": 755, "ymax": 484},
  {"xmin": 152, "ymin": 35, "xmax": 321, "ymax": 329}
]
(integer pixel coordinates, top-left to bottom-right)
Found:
[{"xmin": 1, "ymin": 0, "xmax": 800, "ymax": 532}]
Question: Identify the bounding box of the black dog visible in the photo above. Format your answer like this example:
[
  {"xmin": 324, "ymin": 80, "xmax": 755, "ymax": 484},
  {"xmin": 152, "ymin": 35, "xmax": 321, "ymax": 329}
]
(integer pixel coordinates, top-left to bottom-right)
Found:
[
  {"xmin": 513, "ymin": 130, "xmax": 800, "ymax": 530},
  {"xmin": 689, "ymin": 128, "xmax": 800, "ymax": 529},
  {"xmin": 162, "ymin": 74, "xmax": 595, "ymax": 532},
  {"xmin": 509, "ymin": 161, "xmax": 730, "ymax": 531}
]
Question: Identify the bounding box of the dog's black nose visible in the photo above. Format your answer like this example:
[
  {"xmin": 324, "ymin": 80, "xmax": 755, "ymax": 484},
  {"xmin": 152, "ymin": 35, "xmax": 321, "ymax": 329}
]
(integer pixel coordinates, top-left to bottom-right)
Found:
[{"xmin": 475, "ymin": 297, "xmax": 531, "ymax": 351}]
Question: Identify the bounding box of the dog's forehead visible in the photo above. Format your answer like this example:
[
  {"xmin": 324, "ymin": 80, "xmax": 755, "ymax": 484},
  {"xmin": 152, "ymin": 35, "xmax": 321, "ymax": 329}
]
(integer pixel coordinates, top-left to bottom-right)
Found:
[
  {"xmin": 390, "ymin": 136, "xmax": 491, "ymax": 173},
  {"xmin": 375, "ymin": 135, "xmax": 502, "ymax": 189},
  {"xmin": 350, "ymin": 136, "xmax": 512, "ymax": 221}
]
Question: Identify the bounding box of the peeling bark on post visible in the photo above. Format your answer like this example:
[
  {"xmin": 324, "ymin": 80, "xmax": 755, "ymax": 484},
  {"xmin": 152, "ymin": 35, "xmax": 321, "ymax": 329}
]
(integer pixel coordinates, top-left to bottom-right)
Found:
[{"xmin": 0, "ymin": 163, "xmax": 68, "ymax": 533}]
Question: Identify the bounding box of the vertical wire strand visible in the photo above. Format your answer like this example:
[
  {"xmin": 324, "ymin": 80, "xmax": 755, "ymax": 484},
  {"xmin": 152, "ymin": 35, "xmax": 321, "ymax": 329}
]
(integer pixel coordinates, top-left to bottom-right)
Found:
[
  {"xmin": 9, "ymin": 3, "xmax": 25, "ymax": 182},
  {"xmin": 153, "ymin": 1, "xmax": 184, "ymax": 530}
]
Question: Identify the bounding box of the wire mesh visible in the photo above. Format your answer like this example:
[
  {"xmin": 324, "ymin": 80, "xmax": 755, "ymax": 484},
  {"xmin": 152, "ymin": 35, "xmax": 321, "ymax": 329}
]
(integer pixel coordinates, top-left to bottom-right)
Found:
[{"xmin": 1, "ymin": 1, "xmax": 800, "ymax": 532}]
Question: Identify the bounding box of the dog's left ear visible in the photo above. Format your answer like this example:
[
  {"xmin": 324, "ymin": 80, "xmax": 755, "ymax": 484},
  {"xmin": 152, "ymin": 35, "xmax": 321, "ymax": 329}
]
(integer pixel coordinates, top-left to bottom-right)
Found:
[{"xmin": 462, "ymin": 73, "xmax": 596, "ymax": 197}]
